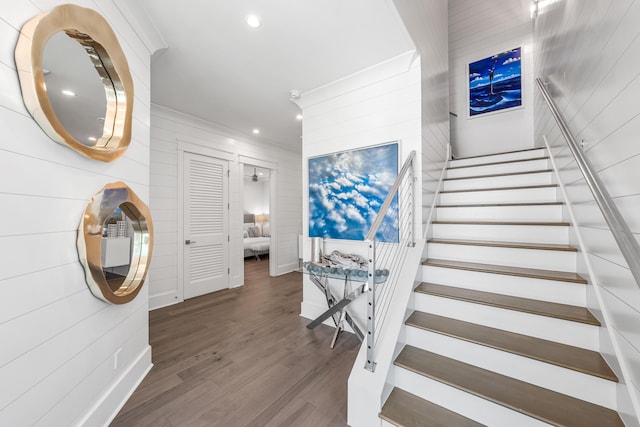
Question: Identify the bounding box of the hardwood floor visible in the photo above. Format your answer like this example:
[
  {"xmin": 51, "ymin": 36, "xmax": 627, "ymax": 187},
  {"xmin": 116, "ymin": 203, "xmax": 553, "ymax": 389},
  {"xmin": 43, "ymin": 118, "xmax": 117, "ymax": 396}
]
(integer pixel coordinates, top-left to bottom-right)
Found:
[{"xmin": 111, "ymin": 257, "xmax": 360, "ymax": 427}]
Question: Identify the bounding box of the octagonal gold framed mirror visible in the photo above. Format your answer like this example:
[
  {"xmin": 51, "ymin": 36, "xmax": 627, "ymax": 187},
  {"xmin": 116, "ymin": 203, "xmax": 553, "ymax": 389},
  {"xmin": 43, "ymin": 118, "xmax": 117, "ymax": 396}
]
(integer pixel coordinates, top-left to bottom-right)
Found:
[
  {"xmin": 15, "ymin": 4, "xmax": 133, "ymax": 162},
  {"xmin": 78, "ymin": 182, "xmax": 153, "ymax": 304}
]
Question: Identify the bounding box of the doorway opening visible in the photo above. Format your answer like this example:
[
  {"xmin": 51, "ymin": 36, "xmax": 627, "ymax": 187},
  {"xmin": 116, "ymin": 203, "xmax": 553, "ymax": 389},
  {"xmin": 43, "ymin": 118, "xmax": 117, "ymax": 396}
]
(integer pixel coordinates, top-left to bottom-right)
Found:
[{"xmin": 242, "ymin": 164, "xmax": 271, "ymax": 269}]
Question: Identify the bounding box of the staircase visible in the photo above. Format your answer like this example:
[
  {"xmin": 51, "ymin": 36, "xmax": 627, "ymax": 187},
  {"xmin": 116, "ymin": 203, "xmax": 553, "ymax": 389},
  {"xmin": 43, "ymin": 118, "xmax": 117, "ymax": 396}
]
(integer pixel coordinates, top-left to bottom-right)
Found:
[{"xmin": 379, "ymin": 148, "xmax": 624, "ymax": 426}]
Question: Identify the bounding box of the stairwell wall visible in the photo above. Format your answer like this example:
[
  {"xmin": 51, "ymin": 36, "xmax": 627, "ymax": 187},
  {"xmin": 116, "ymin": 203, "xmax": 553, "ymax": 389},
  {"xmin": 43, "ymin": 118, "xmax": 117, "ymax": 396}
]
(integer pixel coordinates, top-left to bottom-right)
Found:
[
  {"xmin": 448, "ymin": 0, "xmax": 535, "ymax": 158},
  {"xmin": 0, "ymin": 1, "xmax": 154, "ymax": 425},
  {"xmin": 534, "ymin": 0, "xmax": 640, "ymax": 423}
]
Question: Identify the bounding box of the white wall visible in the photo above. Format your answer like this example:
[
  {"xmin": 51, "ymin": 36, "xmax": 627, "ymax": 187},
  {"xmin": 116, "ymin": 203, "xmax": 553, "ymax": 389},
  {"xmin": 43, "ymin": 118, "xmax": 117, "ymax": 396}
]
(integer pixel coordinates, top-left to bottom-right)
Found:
[
  {"xmin": 243, "ymin": 178, "xmax": 269, "ymax": 217},
  {"xmin": 297, "ymin": 51, "xmax": 422, "ymax": 322},
  {"xmin": 0, "ymin": 1, "xmax": 153, "ymax": 425},
  {"xmin": 534, "ymin": 1, "xmax": 640, "ymax": 423},
  {"xmin": 148, "ymin": 106, "xmax": 302, "ymax": 310},
  {"xmin": 393, "ymin": 0, "xmax": 451, "ymax": 236},
  {"xmin": 448, "ymin": 0, "xmax": 534, "ymax": 158}
]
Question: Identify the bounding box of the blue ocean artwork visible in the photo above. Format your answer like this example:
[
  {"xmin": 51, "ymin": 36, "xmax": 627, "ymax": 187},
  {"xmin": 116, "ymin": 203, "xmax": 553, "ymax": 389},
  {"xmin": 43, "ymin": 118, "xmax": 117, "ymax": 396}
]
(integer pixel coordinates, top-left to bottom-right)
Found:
[
  {"xmin": 469, "ymin": 47, "xmax": 522, "ymax": 116},
  {"xmin": 309, "ymin": 143, "xmax": 399, "ymax": 243}
]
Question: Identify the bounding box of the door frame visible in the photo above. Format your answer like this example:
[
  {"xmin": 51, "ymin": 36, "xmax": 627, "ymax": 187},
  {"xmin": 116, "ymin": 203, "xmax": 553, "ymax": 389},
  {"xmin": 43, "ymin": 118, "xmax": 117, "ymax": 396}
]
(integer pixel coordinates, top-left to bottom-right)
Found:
[
  {"xmin": 177, "ymin": 140, "xmax": 234, "ymax": 302},
  {"xmin": 238, "ymin": 155, "xmax": 278, "ymax": 279}
]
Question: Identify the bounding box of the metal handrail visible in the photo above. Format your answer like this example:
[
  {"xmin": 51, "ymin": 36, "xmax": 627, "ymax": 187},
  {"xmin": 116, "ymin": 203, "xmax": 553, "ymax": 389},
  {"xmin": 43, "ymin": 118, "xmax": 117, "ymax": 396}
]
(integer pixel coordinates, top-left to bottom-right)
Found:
[
  {"xmin": 366, "ymin": 150, "xmax": 417, "ymax": 242},
  {"xmin": 536, "ymin": 78, "xmax": 640, "ymax": 288},
  {"xmin": 364, "ymin": 150, "xmax": 416, "ymax": 372}
]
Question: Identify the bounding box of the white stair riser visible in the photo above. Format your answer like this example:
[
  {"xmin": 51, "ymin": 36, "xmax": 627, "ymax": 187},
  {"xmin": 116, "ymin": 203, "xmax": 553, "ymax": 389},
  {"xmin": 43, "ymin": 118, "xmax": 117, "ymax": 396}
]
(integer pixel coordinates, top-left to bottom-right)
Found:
[
  {"xmin": 436, "ymin": 204, "xmax": 563, "ymax": 222},
  {"xmin": 432, "ymin": 223, "xmax": 570, "ymax": 245},
  {"xmin": 450, "ymin": 149, "xmax": 547, "ymax": 169},
  {"xmin": 427, "ymin": 243, "xmax": 577, "ymax": 273},
  {"xmin": 421, "ymin": 265, "xmax": 586, "ymax": 306},
  {"xmin": 446, "ymin": 158, "xmax": 550, "ymax": 179},
  {"xmin": 443, "ymin": 172, "xmax": 552, "ymax": 191},
  {"xmin": 405, "ymin": 326, "xmax": 616, "ymax": 409},
  {"xmin": 439, "ymin": 186, "xmax": 557, "ymax": 205},
  {"xmin": 413, "ymin": 294, "xmax": 598, "ymax": 350},
  {"xmin": 393, "ymin": 367, "xmax": 552, "ymax": 427}
]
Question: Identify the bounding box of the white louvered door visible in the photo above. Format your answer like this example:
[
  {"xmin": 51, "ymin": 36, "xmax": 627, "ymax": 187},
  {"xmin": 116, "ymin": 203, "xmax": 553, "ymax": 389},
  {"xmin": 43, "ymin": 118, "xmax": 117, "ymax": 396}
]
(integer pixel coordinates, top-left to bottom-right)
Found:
[{"xmin": 183, "ymin": 152, "xmax": 229, "ymax": 299}]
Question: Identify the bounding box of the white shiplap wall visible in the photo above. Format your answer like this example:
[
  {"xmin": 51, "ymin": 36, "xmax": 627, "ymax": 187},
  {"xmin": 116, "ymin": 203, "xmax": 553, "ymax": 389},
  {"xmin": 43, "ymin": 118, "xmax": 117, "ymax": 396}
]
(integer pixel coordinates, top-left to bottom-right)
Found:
[
  {"xmin": 448, "ymin": 0, "xmax": 534, "ymax": 158},
  {"xmin": 0, "ymin": 1, "xmax": 153, "ymax": 426},
  {"xmin": 297, "ymin": 52, "xmax": 422, "ymax": 321},
  {"xmin": 534, "ymin": 0, "xmax": 640, "ymax": 422},
  {"xmin": 393, "ymin": 0, "xmax": 450, "ymax": 236},
  {"xmin": 148, "ymin": 106, "xmax": 302, "ymax": 310}
]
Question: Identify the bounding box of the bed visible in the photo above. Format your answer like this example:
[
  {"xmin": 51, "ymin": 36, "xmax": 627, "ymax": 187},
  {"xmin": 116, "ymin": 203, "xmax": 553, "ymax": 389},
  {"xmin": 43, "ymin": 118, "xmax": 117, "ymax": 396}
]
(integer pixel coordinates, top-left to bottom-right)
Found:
[{"xmin": 243, "ymin": 213, "xmax": 270, "ymax": 260}]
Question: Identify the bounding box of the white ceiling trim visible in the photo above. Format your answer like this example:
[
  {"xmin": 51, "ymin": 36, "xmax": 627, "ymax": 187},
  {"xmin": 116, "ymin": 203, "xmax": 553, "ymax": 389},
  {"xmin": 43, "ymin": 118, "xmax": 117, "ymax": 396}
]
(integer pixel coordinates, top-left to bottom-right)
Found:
[
  {"xmin": 295, "ymin": 49, "xmax": 417, "ymax": 110},
  {"xmin": 113, "ymin": 0, "xmax": 168, "ymax": 56}
]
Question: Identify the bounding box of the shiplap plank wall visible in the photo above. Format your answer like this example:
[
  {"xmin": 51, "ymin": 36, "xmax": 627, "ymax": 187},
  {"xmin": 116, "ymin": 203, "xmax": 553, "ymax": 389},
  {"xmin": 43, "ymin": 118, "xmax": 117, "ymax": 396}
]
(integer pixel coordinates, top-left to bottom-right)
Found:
[
  {"xmin": 393, "ymin": 0, "xmax": 450, "ymax": 234},
  {"xmin": 148, "ymin": 106, "xmax": 302, "ymax": 310},
  {"xmin": 299, "ymin": 54, "xmax": 422, "ymax": 320},
  {"xmin": 448, "ymin": 0, "xmax": 534, "ymax": 158},
  {"xmin": 534, "ymin": 0, "xmax": 640, "ymax": 422},
  {"xmin": 0, "ymin": 1, "xmax": 151, "ymax": 426}
]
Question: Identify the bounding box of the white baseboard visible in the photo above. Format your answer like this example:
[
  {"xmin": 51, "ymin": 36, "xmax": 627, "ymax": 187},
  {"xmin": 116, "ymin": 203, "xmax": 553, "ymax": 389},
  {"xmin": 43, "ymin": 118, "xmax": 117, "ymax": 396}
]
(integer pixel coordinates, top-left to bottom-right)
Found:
[
  {"xmin": 77, "ymin": 345, "xmax": 152, "ymax": 427},
  {"xmin": 149, "ymin": 290, "xmax": 180, "ymax": 310}
]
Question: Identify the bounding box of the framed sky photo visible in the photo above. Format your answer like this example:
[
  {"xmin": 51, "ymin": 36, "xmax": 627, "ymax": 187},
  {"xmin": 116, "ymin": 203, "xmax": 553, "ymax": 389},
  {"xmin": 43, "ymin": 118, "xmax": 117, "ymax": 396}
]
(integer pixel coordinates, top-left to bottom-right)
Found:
[
  {"xmin": 308, "ymin": 142, "xmax": 399, "ymax": 243},
  {"xmin": 468, "ymin": 47, "xmax": 522, "ymax": 117}
]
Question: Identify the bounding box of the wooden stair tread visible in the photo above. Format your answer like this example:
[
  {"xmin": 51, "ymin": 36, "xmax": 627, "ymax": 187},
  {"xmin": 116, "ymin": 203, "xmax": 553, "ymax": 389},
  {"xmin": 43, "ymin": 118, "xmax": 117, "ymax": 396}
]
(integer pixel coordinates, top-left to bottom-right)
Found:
[
  {"xmin": 406, "ymin": 311, "xmax": 616, "ymax": 381},
  {"xmin": 380, "ymin": 387, "xmax": 486, "ymax": 427},
  {"xmin": 444, "ymin": 169, "xmax": 553, "ymax": 181},
  {"xmin": 416, "ymin": 283, "xmax": 599, "ymax": 325},
  {"xmin": 447, "ymin": 156, "xmax": 548, "ymax": 170},
  {"xmin": 452, "ymin": 147, "xmax": 544, "ymax": 161},
  {"xmin": 432, "ymin": 220, "xmax": 570, "ymax": 226},
  {"xmin": 440, "ymin": 184, "xmax": 557, "ymax": 194},
  {"xmin": 423, "ymin": 258, "xmax": 588, "ymax": 284},
  {"xmin": 427, "ymin": 238, "xmax": 578, "ymax": 252},
  {"xmin": 437, "ymin": 201, "xmax": 562, "ymax": 208},
  {"xmin": 395, "ymin": 346, "xmax": 624, "ymax": 427}
]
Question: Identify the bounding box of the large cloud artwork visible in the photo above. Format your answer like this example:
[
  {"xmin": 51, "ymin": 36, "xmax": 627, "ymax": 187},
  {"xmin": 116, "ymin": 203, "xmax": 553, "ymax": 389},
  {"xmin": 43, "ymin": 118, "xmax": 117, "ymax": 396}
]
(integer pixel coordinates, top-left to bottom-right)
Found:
[{"xmin": 309, "ymin": 142, "xmax": 399, "ymax": 242}]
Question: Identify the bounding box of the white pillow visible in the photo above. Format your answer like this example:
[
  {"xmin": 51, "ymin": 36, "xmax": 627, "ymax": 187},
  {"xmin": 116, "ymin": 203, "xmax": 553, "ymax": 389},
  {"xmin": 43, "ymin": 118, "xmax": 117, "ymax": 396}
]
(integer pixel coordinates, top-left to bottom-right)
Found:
[{"xmin": 262, "ymin": 223, "xmax": 270, "ymax": 237}]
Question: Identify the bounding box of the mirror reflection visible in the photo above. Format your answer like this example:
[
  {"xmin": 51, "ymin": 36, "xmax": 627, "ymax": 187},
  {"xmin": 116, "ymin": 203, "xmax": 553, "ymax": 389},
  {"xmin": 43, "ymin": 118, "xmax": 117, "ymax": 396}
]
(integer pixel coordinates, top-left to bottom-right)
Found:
[
  {"xmin": 43, "ymin": 32, "xmax": 108, "ymax": 147},
  {"xmin": 78, "ymin": 182, "xmax": 153, "ymax": 304},
  {"xmin": 101, "ymin": 207, "xmax": 135, "ymax": 291},
  {"xmin": 15, "ymin": 4, "xmax": 134, "ymax": 162}
]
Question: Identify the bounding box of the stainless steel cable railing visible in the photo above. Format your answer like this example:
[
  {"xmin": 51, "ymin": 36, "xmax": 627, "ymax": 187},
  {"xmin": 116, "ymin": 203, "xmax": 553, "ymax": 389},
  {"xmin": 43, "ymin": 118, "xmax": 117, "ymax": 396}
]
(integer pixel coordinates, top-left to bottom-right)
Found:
[
  {"xmin": 536, "ymin": 77, "xmax": 640, "ymax": 288},
  {"xmin": 364, "ymin": 150, "xmax": 416, "ymax": 372}
]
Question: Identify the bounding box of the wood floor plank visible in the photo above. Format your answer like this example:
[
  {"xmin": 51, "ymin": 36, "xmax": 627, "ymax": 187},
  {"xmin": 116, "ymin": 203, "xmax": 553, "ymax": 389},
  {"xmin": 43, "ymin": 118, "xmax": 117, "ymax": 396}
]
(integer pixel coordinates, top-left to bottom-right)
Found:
[
  {"xmin": 440, "ymin": 184, "xmax": 557, "ymax": 194},
  {"xmin": 447, "ymin": 156, "xmax": 549, "ymax": 170},
  {"xmin": 111, "ymin": 258, "xmax": 360, "ymax": 427},
  {"xmin": 423, "ymin": 258, "xmax": 588, "ymax": 284},
  {"xmin": 380, "ymin": 387, "xmax": 486, "ymax": 427},
  {"xmin": 395, "ymin": 346, "xmax": 624, "ymax": 427},
  {"xmin": 406, "ymin": 311, "xmax": 616, "ymax": 380},
  {"xmin": 432, "ymin": 220, "xmax": 570, "ymax": 226},
  {"xmin": 443, "ymin": 169, "xmax": 553, "ymax": 181},
  {"xmin": 428, "ymin": 238, "xmax": 578, "ymax": 252},
  {"xmin": 416, "ymin": 283, "xmax": 599, "ymax": 325}
]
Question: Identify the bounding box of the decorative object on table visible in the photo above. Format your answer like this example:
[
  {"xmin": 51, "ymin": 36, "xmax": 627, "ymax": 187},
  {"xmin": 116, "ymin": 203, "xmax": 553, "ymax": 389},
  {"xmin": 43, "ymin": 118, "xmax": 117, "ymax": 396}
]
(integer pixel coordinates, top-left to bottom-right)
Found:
[
  {"xmin": 14, "ymin": 4, "xmax": 134, "ymax": 162},
  {"xmin": 77, "ymin": 182, "xmax": 153, "ymax": 304},
  {"xmin": 468, "ymin": 47, "xmax": 522, "ymax": 117},
  {"xmin": 308, "ymin": 142, "xmax": 399, "ymax": 242}
]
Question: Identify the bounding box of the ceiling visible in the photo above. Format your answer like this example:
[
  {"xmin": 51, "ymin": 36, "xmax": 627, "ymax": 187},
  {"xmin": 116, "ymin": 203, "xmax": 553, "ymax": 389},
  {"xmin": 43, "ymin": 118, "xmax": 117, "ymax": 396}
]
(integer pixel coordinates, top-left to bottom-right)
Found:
[{"xmin": 138, "ymin": 0, "xmax": 416, "ymax": 151}]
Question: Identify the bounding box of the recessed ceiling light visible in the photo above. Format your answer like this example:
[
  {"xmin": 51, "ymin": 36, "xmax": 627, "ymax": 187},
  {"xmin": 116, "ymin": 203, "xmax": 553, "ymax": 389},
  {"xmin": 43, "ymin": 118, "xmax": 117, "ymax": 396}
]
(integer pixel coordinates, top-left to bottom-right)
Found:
[
  {"xmin": 296, "ymin": 114, "xmax": 303, "ymax": 120},
  {"xmin": 252, "ymin": 129, "xmax": 260, "ymax": 134},
  {"xmin": 246, "ymin": 14, "xmax": 261, "ymax": 28},
  {"xmin": 62, "ymin": 89, "xmax": 76, "ymax": 97}
]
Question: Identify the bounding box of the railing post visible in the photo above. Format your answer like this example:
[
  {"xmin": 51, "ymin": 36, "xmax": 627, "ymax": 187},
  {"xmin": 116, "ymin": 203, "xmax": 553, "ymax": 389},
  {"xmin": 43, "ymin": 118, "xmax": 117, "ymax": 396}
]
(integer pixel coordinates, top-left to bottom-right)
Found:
[{"xmin": 365, "ymin": 238, "xmax": 376, "ymax": 372}]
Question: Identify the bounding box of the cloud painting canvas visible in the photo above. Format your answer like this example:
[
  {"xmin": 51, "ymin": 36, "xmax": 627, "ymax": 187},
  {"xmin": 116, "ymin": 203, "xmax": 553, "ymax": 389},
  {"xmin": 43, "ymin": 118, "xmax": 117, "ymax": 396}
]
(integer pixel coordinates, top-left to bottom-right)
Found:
[
  {"xmin": 468, "ymin": 47, "xmax": 522, "ymax": 117},
  {"xmin": 309, "ymin": 143, "xmax": 399, "ymax": 243}
]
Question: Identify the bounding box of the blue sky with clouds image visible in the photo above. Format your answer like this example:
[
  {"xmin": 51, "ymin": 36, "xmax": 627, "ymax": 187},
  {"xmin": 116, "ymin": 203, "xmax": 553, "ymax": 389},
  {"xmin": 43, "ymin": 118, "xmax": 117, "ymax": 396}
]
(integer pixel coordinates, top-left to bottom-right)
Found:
[{"xmin": 309, "ymin": 143, "xmax": 399, "ymax": 242}]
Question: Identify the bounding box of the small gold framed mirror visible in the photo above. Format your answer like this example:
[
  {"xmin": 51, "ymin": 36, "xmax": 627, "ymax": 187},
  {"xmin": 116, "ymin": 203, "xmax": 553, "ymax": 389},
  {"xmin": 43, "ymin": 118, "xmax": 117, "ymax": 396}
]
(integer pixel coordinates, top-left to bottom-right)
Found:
[
  {"xmin": 15, "ymin": 4, "xmax": 134, "ymax": 162},
  {"xmin": 78, "ymin": 182, "xmax": 153, "ymax": 304}
]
